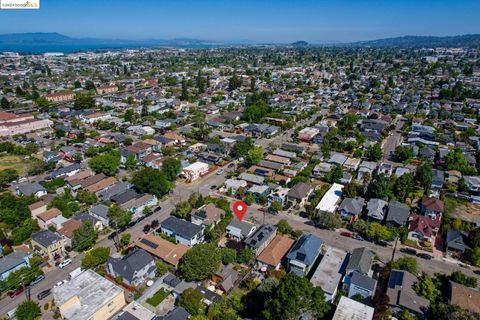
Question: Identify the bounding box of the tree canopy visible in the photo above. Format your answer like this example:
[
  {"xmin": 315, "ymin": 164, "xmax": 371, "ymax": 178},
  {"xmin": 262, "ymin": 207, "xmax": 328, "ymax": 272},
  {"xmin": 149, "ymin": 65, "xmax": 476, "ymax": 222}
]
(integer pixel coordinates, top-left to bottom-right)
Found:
[
  {"xmin": 132, "ymin": 167, "xmax": 173, "ymax": 197},
  {"xmin": 178, "ymin": 243, "xmax": 221, "ymax": 281}
]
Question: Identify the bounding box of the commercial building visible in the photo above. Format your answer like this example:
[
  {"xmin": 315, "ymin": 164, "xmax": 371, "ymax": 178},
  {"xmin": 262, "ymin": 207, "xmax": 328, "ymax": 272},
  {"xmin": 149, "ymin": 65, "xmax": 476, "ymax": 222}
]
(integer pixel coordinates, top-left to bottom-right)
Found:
[
  {"xmin": 182, "ymin": 161, "xmax": 209, "ymax": 182},
  {"xmin": 0, "ymin": 112, "xmax": 52, "ymax": 137},
  {"xmin": 315, "ymin": 183, "xmax": 344, "ymax": 216},
  {"xmin": 53, "ymin": 269, "xmax": 126, "ymax": 320}
]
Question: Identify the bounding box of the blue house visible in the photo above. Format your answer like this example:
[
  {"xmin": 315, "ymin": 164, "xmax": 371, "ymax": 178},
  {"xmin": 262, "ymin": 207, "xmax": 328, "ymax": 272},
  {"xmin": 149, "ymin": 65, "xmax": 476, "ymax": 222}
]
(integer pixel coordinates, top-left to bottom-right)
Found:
[
  {"xmin": 286, "ymin": 234, "xmax": 323, "ymax": 276},
  {"xmin": 0, "ymin": 251, "xmax": 32, "ymax": 281}
]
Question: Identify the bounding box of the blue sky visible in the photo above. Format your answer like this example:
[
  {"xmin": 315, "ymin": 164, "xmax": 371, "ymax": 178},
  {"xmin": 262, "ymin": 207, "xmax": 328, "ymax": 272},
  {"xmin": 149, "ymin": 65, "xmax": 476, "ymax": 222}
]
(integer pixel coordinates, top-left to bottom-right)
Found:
[{"xmin": 1, "ymin": 0, "xmax": 479, "ymax": 42}]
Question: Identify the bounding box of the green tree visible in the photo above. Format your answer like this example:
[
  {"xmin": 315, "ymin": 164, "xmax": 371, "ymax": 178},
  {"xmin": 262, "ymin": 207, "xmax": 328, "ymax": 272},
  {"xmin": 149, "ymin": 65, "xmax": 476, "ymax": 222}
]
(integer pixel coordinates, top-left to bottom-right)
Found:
[
  {"xmin": 367, "ymin": 222, "xmax": 392, "ymax": 241},
  {"xmin": 393, "ymin": 173, "xmax": 414, "ymax": 202},
  {"xmin": 276, "ymin": 219, "xmax": 293, "ymax": 235},
  {"xmin": 465, "ymin": 247, "xmax": 480, "ymax": 267},
  {"xmin": 325, "ymin": 165, "xmax": 343, "ymax": 183},
  {"xmin": 244, "ymin": 193, "xmax": 255, "ymax": 205},
  {"xmin": 245, "ymin": 146, "xmax": 263, "ymax": 166},
  {"xmin": 178, "ymin": 243, "xmax": 221, "ymax": 281},
  {"xmin": 236, "ymin": 247, "xmax": 254, "ymax": 264},
  {"xmin": 73, "ymin": 93, "xmax": 95, "ymax": 110},
  {"xmin": 415, "ymin": 162, "xmax": 433, "ymax": 192},
  {"xmin": 450, "ymin": 271, "xmax": 477, "ymax": 288},
  {"xmin": 1, "ymin": 97, "xmax": 10, "ymax": 109},
  {"xmin": 15, "ymin": 300, "xmax": 41, "ymax": 320},
  {"xmin": 72, "ymin": 221, "xmax": 97, "ymax": 252},
  {"xmin": 89, "ymin": 152, "xmax": 120, "ymax": 176},
  {"xmin": 367, "ymin": 174, "xmax": 392, "ymax": 199},
  {"xmin": 365, "ymin": 143, "xmax": 382, "ymax": 161},
  {"xmin": 0, "ymin": 168, "xmax": 18, "ymax": 185},
  {"xmin": 228, "ymin": 75, "xmax": 242, "ymax": 91},
  {"xmin": 316, "ymin": 212, "xmax": 342, "ymax": 230},
  {"xmin": 179, "ymin": 288, "xmax": 205, "ymax": 316},
  {"xmin": 263, "ymin": 273, "xmax": 330, "ymax": 320},
  {"xmin": 84, "ymin": 80, "xmax": 96, "ymax": 91},
  {"xmin": 81, "ymin": 247, "xmax": 110, "ymax": 269},
  {"xmin": 391, "ymin": 257, "xmax": 417, "ymax": 274},
  {"xmin": 108, "ymin": 204, "xmax": 132, "ymax": 229},
  {"xmin": 162, "ymin": 158, "xmax": 182, "ymax": 181},
  {"xmin": 233, "ymin": 138, "xmax": 254, "ymax": 157},
  {"xmin": 75, "ymin": 190, "xmax": 97, "ymax": 205},
  {"xmin": 125, "ymin": 154, "xmax": 137, "ymax": 170},
  {"xmin": 467, "ymin": 227, "xmax": 480, "ymax": 247},
  {"xmin": 270, "ymin": 200, "xmax": 283, "ymax": 213},
  {"xmin": 35, "ymin": 96, "xmax": 50, "ymax": 111},
  {"xmin": 11, "ymin": 219, "xmax": 40, "ymax": 245},
  {"xmin": 155, "ymin": 260, "xmax": 170, "ymax": 276},
  {"xmin": 220, "ymin": 248, "xmax": 237, "ymax": 265},
  {"xmin": 181, "ymin": 77, "xmax": 189, "ymax": 101},
  {"xmin": 394, "ymin": 146, "xmax": 414, "ymax": 162},
  {"xmin": 172, "ymin": 201, "xmax": 192, "ymax": 219},
  {"xmin": 413, "ymin": 274, "xmax": 440, "ymax": 302},
  {"xmin": 343, "ymin": 182, "xmax": 359, "ymax": 198},
  {"xmin": 120, "ymin": 233, "xmax": 131, "ymax": 247},
  {"xmin": 132, "ymin": 168, "xmax": 173, "ymax": 197}
]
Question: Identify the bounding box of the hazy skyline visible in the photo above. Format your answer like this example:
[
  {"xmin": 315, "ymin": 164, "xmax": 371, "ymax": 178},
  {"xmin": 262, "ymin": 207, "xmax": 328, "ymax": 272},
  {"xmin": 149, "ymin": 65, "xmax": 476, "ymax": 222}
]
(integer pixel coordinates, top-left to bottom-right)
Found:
[{"xmin": 1, "ymin": 0, "xmax": 479, "ymax": 43}]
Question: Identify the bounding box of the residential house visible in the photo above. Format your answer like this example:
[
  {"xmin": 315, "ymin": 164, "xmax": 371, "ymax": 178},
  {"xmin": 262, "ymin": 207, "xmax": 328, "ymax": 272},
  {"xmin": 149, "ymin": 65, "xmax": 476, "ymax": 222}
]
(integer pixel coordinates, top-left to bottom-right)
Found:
[
  {"xmin": 347, "ymin": 271, "xmax": 377, "ymax": 301},
  {"xmin": 386, "ymin": 201, "xmax": 410, "ymax": 227},
  {"xmin": 57, "ymin": 219, "xmax": 83, "ymax": 248},
  {"xmin": 420, "ymin": 197, "xmax": 444, "ymax": 219},
  {"xmin": 287, "ymin": 234, "xmax": 323, "ymax": 276},
  {"xmin": 31, "ymin": 230, "xmax": 65, "ymax": 262},
  {"xmin": 0, "ymin": 251, "xmax": 32, "ymax": 282},
  {"xmin": 238, "ymin": 172, "xmax": 265, "ymax": 185},
  {"xmin": 366, "ymin": 198, "xmax": 388, "ymax": 222},
  {"xmin": 315, "ymin": 183, "xmax": 344, "ymax": 217},
  {"xmin": 343, "ymin": 247, "xmax": 376, "ymax": 299},
  {"xmin": 408, "ymin": 214, "xmax": 441, "ymax": 245},
  {"xmin": 244, "ymin": 224, "xmax": 277, "ymax": 256},
  {"xmin": 386, "ymin": 269, "xmax": 430, "ymax": 317},
  {"xmin": 16, "ymin": 182, "xmax": 47, "ymax": 197},
  {"xmin": 28, "ymin": 200, "xmax": 47, "ymax": 217},
  {"xmin": 107, "ymin": 249, "xmax": 156, "ymax": 286},
  {"xmin": 211, "ymin": 263, "xmax": 242, "ymax": 294},
  {"xmin": 286, "ymin": 182, "xmax": 312, "ymax": 207},
  {"xmin": 268, "ymin": 186, "xmax": 290, "ymax": 205},
  {"xmin": 338, "ymin": 197, "xmax": 365, "ymax": 221},
  {"xmin": 52, "ymin": 269, "xmax": 126, "ymax": 320},
  {"xmin": 89, "ymin": 204, "xmax": 110, "ymax": 226},
  {"xmin": 333, "ymin": 296, "xmax": 374, "ymax": 320},
  {"xmin": 116, "ymin": 301, "xmax": 156, "ymax": 320},
  {"xmin": 182, "ymin": 161, "xmax": 209, "ymax": 182},
  {"xmin": 191, "ymin": 204, "xmax": 225, "ymax": 229},
  {"xmin": 226, "ymin": 219, "xmax": 257, "ymax": 241},
  {"xmin": 445, "ymin": 230, "xmax": 471, "ymax": 258},
  {"xmin": 256, "ymin": 235, "xmax": 295, "ymax": 271},
  {"xmin": 50, "ymin": 163, "xmax": 81, "ymax": 179},
  {"xmin": 357, "ymin": 161, "xmax": 377, "ymax": 182},
  {"xmin": 160, "ymin": 216, "xmax": 204, "ymax": 247},
  {"xmin": 449, "ymin": 281, "xmax": 480, "ymax": 315},
  {"xmin": 160, "ymin": 307, "xmax": 190, "ymax": 320},
  {"xmin": 431, "ymin": 169, "xmax": 445, "ymax": 190},
  {"xmin": 310, "ymin": 247, "xmax": 347, "ymax": 303},
  {"xmin": 36, "ymin": 208, "xmax": 62, "ymax": 229},
  {"xmin": 224, "ymin": 179, "xmax": 247, "ymax": 193},
  {"xmin": 135, "ymin": 234, "xmax": 189, "ymax": 267}
]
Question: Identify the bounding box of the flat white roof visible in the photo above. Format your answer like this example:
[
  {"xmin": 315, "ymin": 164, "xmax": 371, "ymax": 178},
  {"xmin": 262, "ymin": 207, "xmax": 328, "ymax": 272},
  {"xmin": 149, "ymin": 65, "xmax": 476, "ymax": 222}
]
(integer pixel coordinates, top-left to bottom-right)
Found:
[
  {"xmin": 315, "ymin": 183, "xmax": 344, "ymax": 213},
  {"xmin": 310, "ymin": 247, "xmax": 347, "ymax": 295},
  {"xmin": 333, "ymin": 296, "xmax": 374, "ymax": 320},
  {"xmin": 183, "ymin": 161, "xmax": 209, "ymax": 171}
]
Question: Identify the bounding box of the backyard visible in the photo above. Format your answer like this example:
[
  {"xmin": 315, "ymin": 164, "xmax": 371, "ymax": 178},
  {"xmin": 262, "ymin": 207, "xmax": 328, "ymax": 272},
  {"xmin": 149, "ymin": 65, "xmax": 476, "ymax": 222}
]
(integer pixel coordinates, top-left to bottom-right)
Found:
[
  {"xmin": 0, "ymin": 155, "xmax": 32, "ymax": 176},
  {"xmin": 146, "ymin": 288, "xmax": 170, "ymax": 307}
]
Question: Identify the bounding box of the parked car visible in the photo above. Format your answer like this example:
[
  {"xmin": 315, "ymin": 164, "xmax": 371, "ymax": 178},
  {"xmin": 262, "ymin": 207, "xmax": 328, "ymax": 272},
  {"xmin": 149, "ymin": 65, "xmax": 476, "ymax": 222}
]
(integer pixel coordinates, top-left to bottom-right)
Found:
[
  {"xmin": 216, "ymin": 169, "xmax": 224, "ymax": 175},
  {"xmin": 376, "ymin": 240, "xmax": 389, "ymax": 247},
  {"xmin": 58, "ymin": 258, "xmax": 72, "ymax": 269},
  {"xmin": 210, "ymin": 185, "xmax": 217, "ymax": 190},
  {"xmin": 340, "ymin": 232, "xmax": 352, "ymax": 238},
  {"xmin": 8, "ymin": 287, "xmax": 24, "ymax": 298},
  {"xmin": 417, "ymin": 253, "xmax": 432, "ymax": 260},
  {"xmin": 228, "ymin": 163, "xmax": 235, "ymax": 168},
  {"xmin": 400, "ymin": 248, "xmax": 417, "ymax": 255},
  {"xmin": 55, "ymin": 280, "xmax": 68, "ymax": 287},
  {"xmin": 30, "ymin": 275, "xmax": 45, "ymax": 286},
  {"xmin": 37, "ymin": 289, "xmax": 51, "ymax": 300},
  {"xmin": 353, "ymin": 234, "xmax": 364, "ymax": 241},
  {"xmin": 153, "ymin": 206, "xmax": 162, "ymax": 213}
]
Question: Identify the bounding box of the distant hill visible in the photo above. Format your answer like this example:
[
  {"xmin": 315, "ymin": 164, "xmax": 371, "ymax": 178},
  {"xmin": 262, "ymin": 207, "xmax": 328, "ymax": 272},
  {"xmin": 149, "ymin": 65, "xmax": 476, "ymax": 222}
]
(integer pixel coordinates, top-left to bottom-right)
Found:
[
  {"xmin": 291, "ymin": 41, "xmax": 309, "ymax": 47},
  {"xmin": 346, "ymin": 34, "xmax": 480, "ymax": 48},
  {"xmin": 0, "ymin": 32, "xmax": 73, "ymax": 44}
]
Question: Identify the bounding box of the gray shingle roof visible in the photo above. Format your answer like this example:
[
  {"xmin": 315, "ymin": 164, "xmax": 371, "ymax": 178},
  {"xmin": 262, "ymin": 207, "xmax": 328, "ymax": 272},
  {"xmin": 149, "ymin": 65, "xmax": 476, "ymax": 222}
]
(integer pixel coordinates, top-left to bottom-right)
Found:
[
  {"xmin": 0, "ymin": 252, "xmax": 29, "ymax": 275},
  {"xmin": 31, "ymin": 230, "xmax": 62, "ymax": 247},
  {"xmin": 346, "ymin": 247, "xmax": 374, "ymax": 275},
  {"xmin": 386, "ymin": 201, "xmax": 409, "ymax": 226},
  {"xmin": 107, "ymin": 249, "xmax": 154, "ymax": 282},
  {"xmin": 161, "ymin": 216, "xmax": 203, "ymax": 240},
  {"xmin": 244, "ymin": 224, "xmax": 276, "ymax": 249},
  {"xmin": 287, "ymin": 182, "xmax": 311, "ymax": 200},
  {"xmin": 287, "ymin": 234, "xmax": 323, "ymax": 266},
  {"xmin": 350, "ymin": 271, "xmax": 377, "ymax": 291}
]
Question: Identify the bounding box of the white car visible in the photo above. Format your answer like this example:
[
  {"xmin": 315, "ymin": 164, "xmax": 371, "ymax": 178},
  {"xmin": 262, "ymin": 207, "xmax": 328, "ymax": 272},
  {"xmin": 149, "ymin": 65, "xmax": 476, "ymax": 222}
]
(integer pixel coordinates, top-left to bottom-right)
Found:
[
  {"xmin": 216, "ymin": 169, "xmax": 224, "ymax": 175},
  {"xmin": 55, "ymin": 279, "xmax": 68, "ymax": 287},
  {"xmin": 58, "ymin": 258, "xmax": 72, "ymax": 269}
]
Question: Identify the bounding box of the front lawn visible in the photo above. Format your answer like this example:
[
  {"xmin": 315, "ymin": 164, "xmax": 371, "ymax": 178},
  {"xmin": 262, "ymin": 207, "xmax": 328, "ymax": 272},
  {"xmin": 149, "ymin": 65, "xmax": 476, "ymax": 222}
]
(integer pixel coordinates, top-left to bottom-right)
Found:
[{"xmin": 146, "ymin": 288, "xmax": 170, "ymax": 307}]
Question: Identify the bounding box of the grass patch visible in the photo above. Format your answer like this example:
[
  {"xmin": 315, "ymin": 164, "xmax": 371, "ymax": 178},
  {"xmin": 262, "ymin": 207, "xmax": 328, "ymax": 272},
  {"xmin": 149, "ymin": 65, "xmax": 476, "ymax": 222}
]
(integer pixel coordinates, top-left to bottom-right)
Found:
[
  {"xmin": 444, "ymin": 196, "xmax": 468, "ymax": 215},
  {"xmin": 0, "ymin": 155, "xmax": 31, "ymax": 175},
  {"xmin": 146, "ymin": 288, "xmax": 170, "ymax": 307}
]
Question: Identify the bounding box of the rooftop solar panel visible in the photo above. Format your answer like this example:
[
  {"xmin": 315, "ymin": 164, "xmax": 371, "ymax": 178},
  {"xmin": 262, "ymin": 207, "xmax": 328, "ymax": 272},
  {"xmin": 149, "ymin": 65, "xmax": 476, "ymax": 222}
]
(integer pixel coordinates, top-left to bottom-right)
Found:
[{"xmin": 140, "ymin": 238, "xmax": 158, "ymax": 249}]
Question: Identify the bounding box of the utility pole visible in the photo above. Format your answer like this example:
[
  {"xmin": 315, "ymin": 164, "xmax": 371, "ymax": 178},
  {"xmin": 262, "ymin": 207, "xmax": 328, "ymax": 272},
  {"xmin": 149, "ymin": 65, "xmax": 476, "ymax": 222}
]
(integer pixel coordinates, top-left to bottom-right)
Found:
[{"xmin": 391, "ymin": 237, "xmax": 399, "ymax": 263}]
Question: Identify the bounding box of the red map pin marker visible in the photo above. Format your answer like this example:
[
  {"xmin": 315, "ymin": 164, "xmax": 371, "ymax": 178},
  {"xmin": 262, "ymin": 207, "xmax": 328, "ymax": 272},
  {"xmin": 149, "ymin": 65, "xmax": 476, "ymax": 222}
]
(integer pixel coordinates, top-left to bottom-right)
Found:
[{"xmin": 233, "ymin": 200, "xmax": 247, "ymax": 222}]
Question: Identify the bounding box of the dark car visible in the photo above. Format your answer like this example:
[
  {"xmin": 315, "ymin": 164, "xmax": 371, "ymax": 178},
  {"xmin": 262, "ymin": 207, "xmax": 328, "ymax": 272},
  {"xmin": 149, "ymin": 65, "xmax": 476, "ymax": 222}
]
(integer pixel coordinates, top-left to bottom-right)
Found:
[
  {"xmin": 37, "ymin": 289, "xmax": 51, "ymax": 300},
  {"xmin": 417, "ymin": 253, "xmax": 432, "ymax": 260},
  {"xmin": 474, "ymin": 270, "xmax": 480, "ymax": 275},
  {"xmin": 376, "ymin": 240, "xmax": 389, "ymax": 247},
  {"xmin": 8, "ymin": 287, "xmax": 24, "ymax": 298},
  {"xmin": 400, "ymin": 248, "xmax": 417, "ymax": 255},
  {"xmin": 340, "ymin": 232, "xmax": 352, "ymax": 238},
  {"xmin": 210, "ymin": 185, "xmax": 217, "ymax": 190},
  {"xmin": 108, "ymin": 231, "xmax": 118, "ymax": 240}
]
